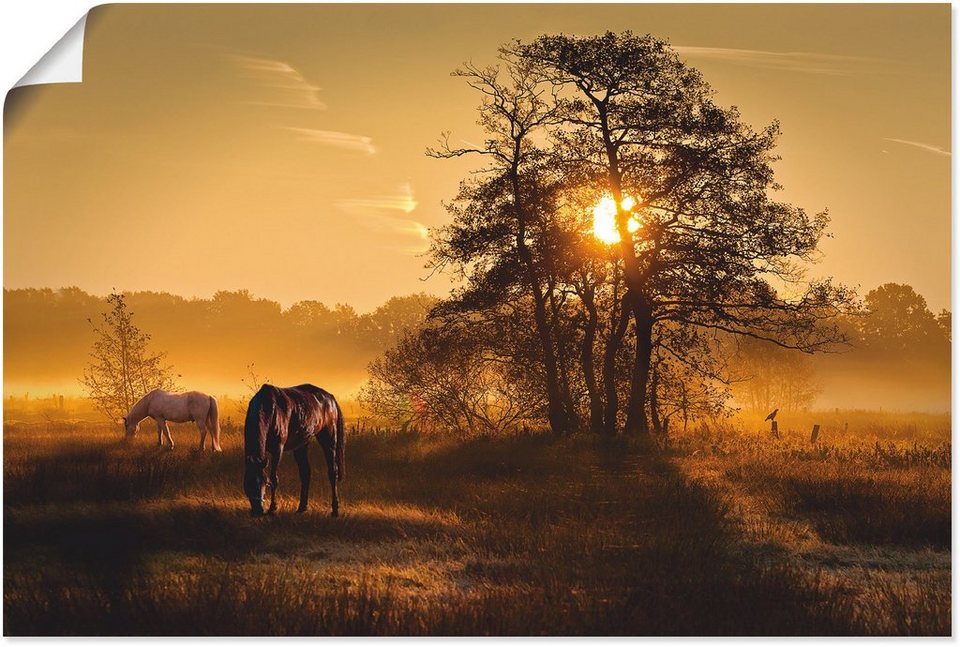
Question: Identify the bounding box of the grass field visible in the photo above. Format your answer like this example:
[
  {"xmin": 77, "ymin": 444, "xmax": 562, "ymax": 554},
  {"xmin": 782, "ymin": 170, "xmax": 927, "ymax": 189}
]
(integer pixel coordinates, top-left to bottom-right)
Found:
[{"xmin": 3, "ymin": 412, "xmax": 951, "ymax": 636}]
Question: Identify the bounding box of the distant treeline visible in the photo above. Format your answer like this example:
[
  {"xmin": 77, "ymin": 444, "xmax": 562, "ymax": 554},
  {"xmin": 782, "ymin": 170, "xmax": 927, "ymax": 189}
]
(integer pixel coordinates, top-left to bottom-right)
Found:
[
  {"xmin": 4, "ymin": 287, "xmax": 436, "ymax": 397},
  {"xmin": 809, "ymin": 283, "xmax": 951, "ymax": 412},
  {"xmin": 3, "ymin": 284, "xmax": 951, "ymax": 414},
  {"xmin": 719, "ymin": 283, "xmax": 951, "ymax": 414}
]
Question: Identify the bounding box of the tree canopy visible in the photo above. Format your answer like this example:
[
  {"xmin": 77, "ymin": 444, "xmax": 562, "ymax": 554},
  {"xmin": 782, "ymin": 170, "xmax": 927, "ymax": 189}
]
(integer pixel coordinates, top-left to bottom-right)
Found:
[{"xmin": 393, "ymin": 31, "xmax": 856, "ymax": 437}]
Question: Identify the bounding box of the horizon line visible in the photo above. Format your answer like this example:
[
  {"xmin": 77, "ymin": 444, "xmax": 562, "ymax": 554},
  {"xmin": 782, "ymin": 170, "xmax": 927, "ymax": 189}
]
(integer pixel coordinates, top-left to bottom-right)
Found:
[{"xmin": 2, "ymin": 284, "xmax": 445, "ymax": 316}]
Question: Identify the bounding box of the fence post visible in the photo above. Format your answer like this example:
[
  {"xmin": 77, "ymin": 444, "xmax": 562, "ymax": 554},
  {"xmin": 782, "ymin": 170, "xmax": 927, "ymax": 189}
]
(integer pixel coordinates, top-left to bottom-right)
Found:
[
  {"xmin": 810, "ymin": 424, "xmax": 820, "ymax": 443},
  {"xmin": 771, "ymin": 420, "xmax": 780, "ymax": 439}
]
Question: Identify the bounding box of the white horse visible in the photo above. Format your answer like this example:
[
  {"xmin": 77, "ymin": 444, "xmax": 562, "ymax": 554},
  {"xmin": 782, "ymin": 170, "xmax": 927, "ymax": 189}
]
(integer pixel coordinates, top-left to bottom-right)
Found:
[{"xmin": 122, "ymin": 389, "xmax": 222, "ymax": 451}]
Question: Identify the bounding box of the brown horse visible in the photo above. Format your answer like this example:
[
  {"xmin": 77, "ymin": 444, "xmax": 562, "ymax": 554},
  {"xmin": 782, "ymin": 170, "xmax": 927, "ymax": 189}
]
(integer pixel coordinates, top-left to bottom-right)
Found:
[{"xmin": 243, "ymin": 384, "xmax": 345, "ymax": 517}]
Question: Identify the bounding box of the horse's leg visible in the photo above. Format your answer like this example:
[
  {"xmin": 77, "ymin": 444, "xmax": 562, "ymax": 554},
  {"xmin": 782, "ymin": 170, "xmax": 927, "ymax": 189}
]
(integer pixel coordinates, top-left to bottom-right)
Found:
[
  {"xmin": 156, "ymin": 418, "xmax": 164, "ymax": 446},
  {"xmin": 162, "ymin": 419, "xmax": 175, "ymax": 449},
  {"xmin": 197, "ymin": 419, "xmax": 207, "ymax": 452},
  {"xmin": 318, "ymin": 433, "xmax": 339, "ymax": 517},
  {"xmin": 293, "ymin": 446, "xmax": 311, "ymax": 513},
  {"xmin": 267, "ymin": 448, "xmax": 283, "ymax": 514}
]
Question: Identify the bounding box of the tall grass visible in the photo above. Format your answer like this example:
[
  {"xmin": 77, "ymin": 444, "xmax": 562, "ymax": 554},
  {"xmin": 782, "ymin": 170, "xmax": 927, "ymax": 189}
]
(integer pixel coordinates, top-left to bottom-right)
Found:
[{"xmin": 3, "ymin": 417, "xmax": 951, "ymax": 636}]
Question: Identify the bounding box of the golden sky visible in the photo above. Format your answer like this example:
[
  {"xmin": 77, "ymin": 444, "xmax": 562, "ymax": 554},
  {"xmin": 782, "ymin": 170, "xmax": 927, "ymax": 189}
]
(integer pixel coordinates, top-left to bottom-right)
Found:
[{"xmin": 4, "ymin": 3, "xmax": 951, "ymax": 311}]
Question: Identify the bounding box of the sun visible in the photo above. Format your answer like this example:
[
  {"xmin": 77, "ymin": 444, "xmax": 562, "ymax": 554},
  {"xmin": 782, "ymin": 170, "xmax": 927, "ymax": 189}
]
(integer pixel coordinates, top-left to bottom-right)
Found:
[{"xmin": 592, "ymin": 195, "xmax": 640, "ymax": 244}]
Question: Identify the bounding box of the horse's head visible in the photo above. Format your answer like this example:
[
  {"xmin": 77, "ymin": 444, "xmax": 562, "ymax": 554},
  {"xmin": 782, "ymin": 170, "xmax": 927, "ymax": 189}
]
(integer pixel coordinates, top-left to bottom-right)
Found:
[
  {"xmin": 121, "ymin": 416, "xmax": 140, "ymax": 438},
  {"xmin": 244, "ymin": 456, "xmax": 267, "ymax": 515}
]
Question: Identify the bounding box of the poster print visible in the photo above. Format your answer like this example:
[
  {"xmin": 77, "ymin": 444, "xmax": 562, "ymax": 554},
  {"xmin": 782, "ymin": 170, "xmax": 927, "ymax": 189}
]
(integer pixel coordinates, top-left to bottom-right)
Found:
[{"xmin": 3, "ymin": 3, "xmax": 951, "ymax": 636}]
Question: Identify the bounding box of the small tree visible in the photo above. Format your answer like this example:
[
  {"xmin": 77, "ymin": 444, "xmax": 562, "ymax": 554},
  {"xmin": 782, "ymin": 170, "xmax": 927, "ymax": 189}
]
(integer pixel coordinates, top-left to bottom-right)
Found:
[
  {"xmin": 236, "ymin": 362, "xmax": 271, "ymax": 418},
  {"xmin": 360, "ymin": 323, "xmax": 544, "ymax": 435},
  {"xmin": 79, "ymin": 291, "xmax": 178, "ymax": 421}
]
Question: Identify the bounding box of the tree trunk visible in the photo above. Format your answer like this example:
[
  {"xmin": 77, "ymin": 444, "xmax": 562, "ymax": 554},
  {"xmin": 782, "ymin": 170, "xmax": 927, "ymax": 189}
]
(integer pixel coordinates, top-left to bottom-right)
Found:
[
  {"xmin": 649, "ymin": 362, "xmax": 662, "ymax": 435},
  {"xmin": 510, "ymin": 168, "xmax": 569, "ymax": 436},
  {"xmin": 119, "ymin": 320, "xmax": 132, "ymax": 412},
  {"xmin": 597, "ymin": 102, "xmax": 655, "ymax": 440},
  {"xmin": 531, "ymin": 288, "xmax": 568, "ymax": 435},
  {"xmin": 624, "ymin": 304, "xmax": 654, "ymax": 436},
  {"xmin": 546, "ymin": 278, "xmax": 579, "ymax": 431},
  {"xmin": 602, "ymin": 295, "xmax": 630, "ymax": 435},
  {"xmin": 580, "ymin": 291, "xmax": 604, "ymax": 433}
]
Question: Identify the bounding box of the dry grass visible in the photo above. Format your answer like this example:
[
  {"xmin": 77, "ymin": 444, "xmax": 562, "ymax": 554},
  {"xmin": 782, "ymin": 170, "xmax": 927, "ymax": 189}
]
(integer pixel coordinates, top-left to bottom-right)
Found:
[
  {"xmin": 672, "ymin": 410, "xmax": 950, "ymax": 637},
  {"xmin": 3, "ymin": 415, "xmax": 951, "ymax": 636},
  {"xmin": 726, "ymin": 461, "xmax": 949, "ymax": 548}
]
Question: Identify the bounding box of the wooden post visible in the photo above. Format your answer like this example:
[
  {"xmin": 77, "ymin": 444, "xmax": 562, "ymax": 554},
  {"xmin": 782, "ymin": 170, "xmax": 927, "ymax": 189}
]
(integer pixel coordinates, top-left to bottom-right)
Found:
[
  {"xmin": 771, "ymin": 420, "xmax": 780, "ymax": 439},
  {"xmin": 810, "ymin": 424, "xmax": 820, "ymax": 443}
]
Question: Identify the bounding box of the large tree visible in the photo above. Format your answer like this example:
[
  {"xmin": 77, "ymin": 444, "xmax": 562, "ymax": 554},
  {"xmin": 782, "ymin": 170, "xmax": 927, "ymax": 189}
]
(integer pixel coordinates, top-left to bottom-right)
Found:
[{"xmin": 513, "ymin": 32, "xmax": 852, "ymax": 435}]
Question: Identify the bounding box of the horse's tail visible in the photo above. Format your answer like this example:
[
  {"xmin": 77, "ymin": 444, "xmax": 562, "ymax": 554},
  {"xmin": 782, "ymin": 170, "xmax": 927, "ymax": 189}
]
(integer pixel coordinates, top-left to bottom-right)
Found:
[
  {"xmin": 335, "ymin": 398, "xmax": 345, "ymax": 482},
  {"xmin": 207, "ymin": 396, "xmax": 222, "ymax": 451}
]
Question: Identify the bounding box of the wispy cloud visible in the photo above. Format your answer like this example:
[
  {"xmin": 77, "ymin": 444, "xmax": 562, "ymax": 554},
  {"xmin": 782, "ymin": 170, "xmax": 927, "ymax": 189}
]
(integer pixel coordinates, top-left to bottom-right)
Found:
[
  {"xmin": 283, "ymin": 127, "xmax": 377, "ymax": 155},
  {"xmin": 222, "ymin": 52, "xmax": 376, "ymax": 155},
  {"xmin": 674, "ymin": 46, "xmax": 882, "ymax": 76},
  {"xmin": 226, "ymin": 53, "xmax": 327, "ymax": 110},
  {"xmin": 336, "ymin": 183, "xmax": 418, "ymax": 214},
  {"xmin": 337, "ymin": 184, "xmax": 428, "ymax": 252},
  {"xmin": 882, "ymin": 137, "xmax": 951, "ymax": 157},
  {"xmin": 378, "ymin": 218, "xmax": 430, "ymax": 251}
]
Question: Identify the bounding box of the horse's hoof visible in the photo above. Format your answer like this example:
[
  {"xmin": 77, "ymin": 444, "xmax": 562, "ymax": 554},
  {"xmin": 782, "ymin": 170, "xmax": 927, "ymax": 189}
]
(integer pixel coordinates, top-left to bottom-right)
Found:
[{"xmin": 331, "ymin": 509, "xmax": 339, "ymax": 518}]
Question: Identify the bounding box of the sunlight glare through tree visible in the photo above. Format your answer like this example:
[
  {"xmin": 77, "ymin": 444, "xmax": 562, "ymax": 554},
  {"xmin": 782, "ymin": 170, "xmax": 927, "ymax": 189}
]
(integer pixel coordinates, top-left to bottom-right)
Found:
[{"xmin": 592, "ymin": 195, "xmax": 640, "ymax": 244}]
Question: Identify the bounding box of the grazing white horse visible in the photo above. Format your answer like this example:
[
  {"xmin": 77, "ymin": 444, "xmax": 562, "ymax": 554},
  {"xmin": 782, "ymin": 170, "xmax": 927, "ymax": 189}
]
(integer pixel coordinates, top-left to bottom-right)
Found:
[{"xmin": 122, "ymin": 389, "xmax": 222, "ymax": 451}]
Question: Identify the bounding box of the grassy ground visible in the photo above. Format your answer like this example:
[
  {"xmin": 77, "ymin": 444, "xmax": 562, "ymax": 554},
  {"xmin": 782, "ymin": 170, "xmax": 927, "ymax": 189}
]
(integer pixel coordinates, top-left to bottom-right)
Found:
[{"xmin": 3, "ymin": 414, "xmax": 951, "ymax": 636}]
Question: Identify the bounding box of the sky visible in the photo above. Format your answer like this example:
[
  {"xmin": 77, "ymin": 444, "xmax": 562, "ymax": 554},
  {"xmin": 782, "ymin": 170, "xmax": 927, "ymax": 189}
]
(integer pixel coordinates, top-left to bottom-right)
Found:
[{"xmin": 3, "ymin": 3, "xmax": 951, "ymax": 312}]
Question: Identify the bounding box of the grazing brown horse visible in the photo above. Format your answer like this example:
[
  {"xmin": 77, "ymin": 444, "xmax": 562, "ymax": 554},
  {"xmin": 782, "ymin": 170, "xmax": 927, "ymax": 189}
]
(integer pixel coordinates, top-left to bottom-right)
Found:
[{"xmin": 243, "ymin": 384, "xmax": 345, "ymax": 517}]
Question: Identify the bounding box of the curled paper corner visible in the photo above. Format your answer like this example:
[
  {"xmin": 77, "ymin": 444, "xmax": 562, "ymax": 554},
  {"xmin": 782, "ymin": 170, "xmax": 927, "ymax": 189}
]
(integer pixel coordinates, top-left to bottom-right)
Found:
[{"xmin": 14, "ymin": 13, "xmax": 88, "ymax": 88}]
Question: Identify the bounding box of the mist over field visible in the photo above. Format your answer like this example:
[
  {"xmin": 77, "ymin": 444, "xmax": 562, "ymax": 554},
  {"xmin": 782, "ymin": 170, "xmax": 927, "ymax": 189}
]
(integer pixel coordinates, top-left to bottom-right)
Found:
[
  {"xmin": 4, "ymin": 286, "xmax": 949, "ymax": 415},
  {"xmin": 3, "ymin": 288, "xmax": 436, "ymax": 402}
]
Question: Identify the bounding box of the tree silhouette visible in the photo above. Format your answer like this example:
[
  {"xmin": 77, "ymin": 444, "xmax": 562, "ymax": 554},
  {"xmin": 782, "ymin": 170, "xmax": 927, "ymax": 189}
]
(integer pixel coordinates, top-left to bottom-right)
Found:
[
  {"xmin": 428, "ymin": 58, "xmax": 574, "ymax": 435},
  {"xmin": 512, "ymin": 31, "xmax": 853, "ymax": 435},
  {"xmin": 6, "ymin": 288, "xmax": 436, "ymax": 399},
  {"xmin": 412, "ymin": 32, "xmax": 855, "ymax": 437},
  {"xmin": 936, "ymin": 310, "xmax": 951, "ymax": 343},
  {"xmin": 861, "ymin": 283, "xmax": 944, "ymax": 354}
]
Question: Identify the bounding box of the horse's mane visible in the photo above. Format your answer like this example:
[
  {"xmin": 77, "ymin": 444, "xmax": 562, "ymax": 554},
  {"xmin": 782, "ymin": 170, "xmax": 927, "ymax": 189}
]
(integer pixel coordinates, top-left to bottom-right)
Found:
[
  {"xmin": 244, "ymin": 385, "xmax": 277, "ymax": 460},
  {"xmin": 126, "ymin": 389, "xmax": 157, "ymax": 422}
]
